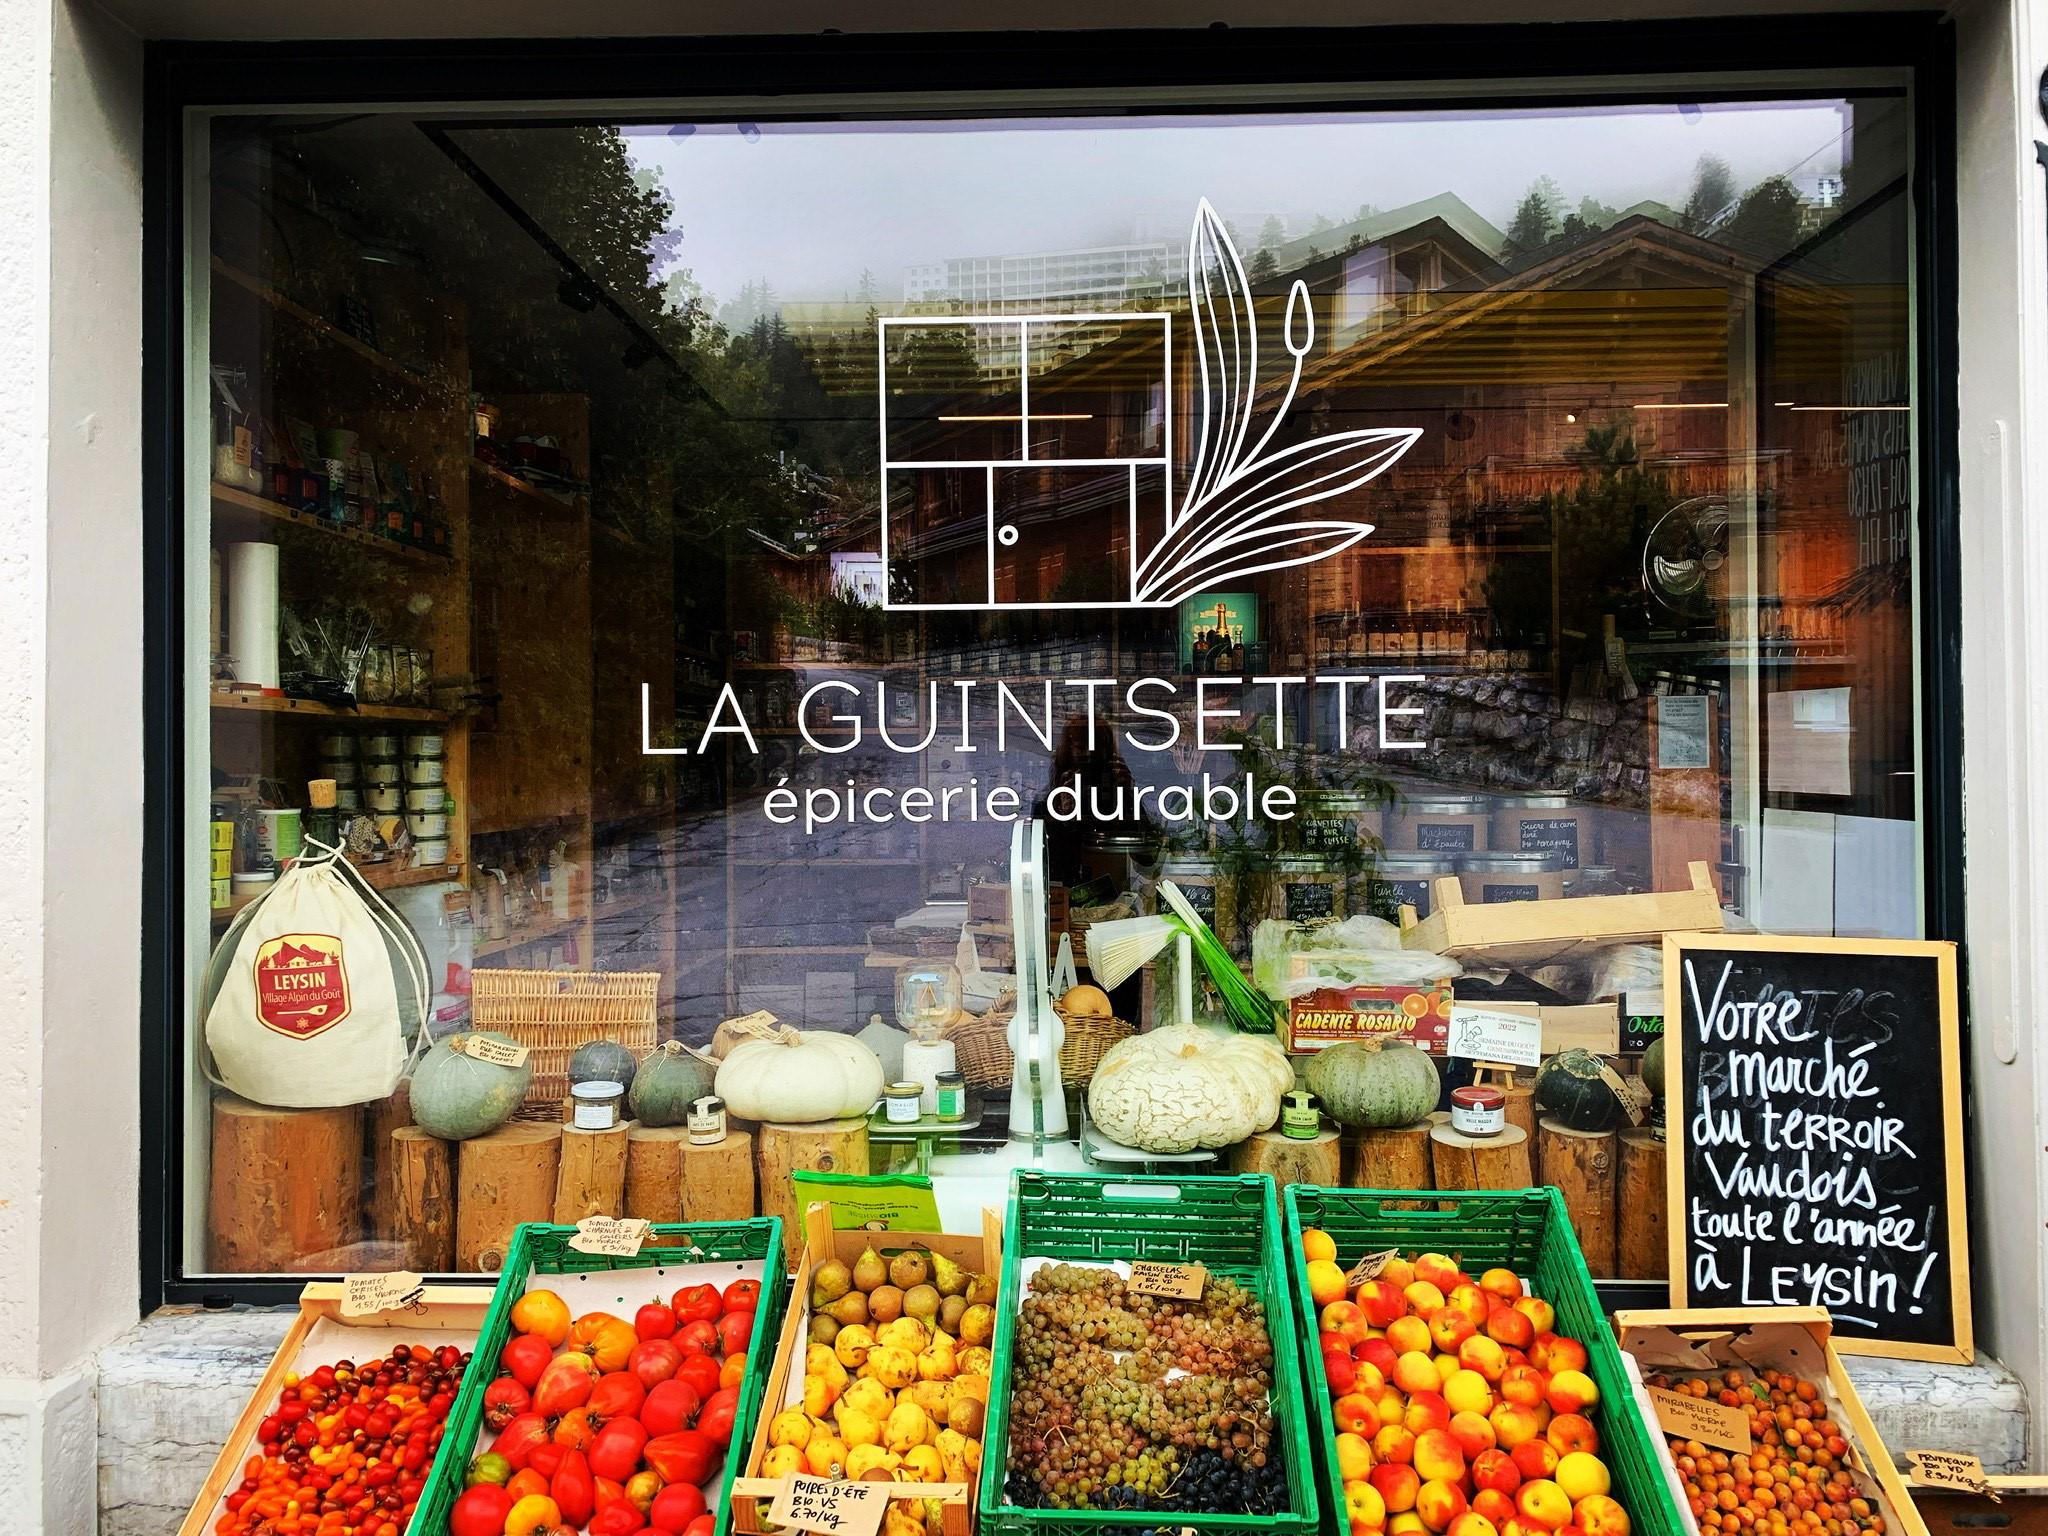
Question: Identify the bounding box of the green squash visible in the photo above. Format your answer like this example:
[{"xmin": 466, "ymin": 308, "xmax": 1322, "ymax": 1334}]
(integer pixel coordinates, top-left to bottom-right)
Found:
[
  {"xmin": 1535, "ymin": 1048, "xmax": 1623, "ymax": 1133},
  {"xmin": 1305, "ymin": 1040, "xmax": 1441, "ymax": 1130},
  {"xmin": 629, "ymin": 1041, "xmax": 714, "ymax": 1128},
  {"xmin": 410, "ymin": 1031, "xmax": 532, "ymax": 1140},
  {"xmin": 1641, "ymin": 1036, "xmax": 1667, "ymax": 1100},
  {"xmin": 570, "ymin": 1038, "xmax": 640, "ymax": 1087}
]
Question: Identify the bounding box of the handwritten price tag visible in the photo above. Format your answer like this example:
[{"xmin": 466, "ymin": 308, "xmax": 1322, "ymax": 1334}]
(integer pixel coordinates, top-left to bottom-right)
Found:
[
  {"xmin": 1346, "ymin": 1248, "xmax": 1401, "ymax": 1286},
  {"xmin": 451, "ymin": 1034, "xmax": 529, "ymax": 1068},
  {"xmin": 1647, "ymin": 1387, "xmax": 1753, "ymax": 1454},
  {"xmin": 568, "ymin": 1216, "xmax": 650, "ymax": 1258},
  {"xmin": 1129, "ymin": 1262, "xmax": 1207, "ymax": 1300},
  {"xmin": 779, "ymin": 1473, "xmax": 889, "ymax": 1535},
  {"xmin": 1598, "ymin": 1063, "xmax": 1650, "ymax": 1126},
  {"xmin": 1446, "ymin": 1006, "xmax": 1543, "ymax": 1069},
  {"xmin": 339, "ymin": 1271, "xmax": 425, "ymax": 1318},
  {"xmin": 1909, "ymin": 1451, "xmax": 2000, "ymax": 1500}
]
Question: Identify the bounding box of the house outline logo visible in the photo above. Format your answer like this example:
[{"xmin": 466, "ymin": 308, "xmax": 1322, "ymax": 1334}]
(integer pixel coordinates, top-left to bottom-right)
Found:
[{"xmin": 878, "ymin": 198, "xmax": 1421, "ymax": 611}]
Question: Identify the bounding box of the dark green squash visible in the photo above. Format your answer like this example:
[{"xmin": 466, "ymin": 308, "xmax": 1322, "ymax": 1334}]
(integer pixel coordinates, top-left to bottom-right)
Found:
[
  {"xmin": 570, "ymin": 1037, "xmax": 640, "ymax": 1087},
  {"xmin": 1641, "ymin": 1035, "xmax": 1667, "ymax": 1101},
  {"xmin": 1534, "ymin": 1048, "xmax": 1623, "ymax": 1133}
]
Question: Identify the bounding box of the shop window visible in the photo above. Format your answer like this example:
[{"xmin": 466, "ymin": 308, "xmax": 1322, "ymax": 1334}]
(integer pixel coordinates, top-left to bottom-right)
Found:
[{"xmin": 182, "ymin": 86, "xmax": 1922, "ymax": 1283}]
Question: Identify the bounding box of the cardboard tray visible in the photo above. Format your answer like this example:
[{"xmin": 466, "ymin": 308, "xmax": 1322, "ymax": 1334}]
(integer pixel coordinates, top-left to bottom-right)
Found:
[
  {"xmin": 729, "ymin": 1201, "xmax": 1004, "ymax": 1536},
  {"xmin": 1614, "ymin": 1307, "xmax": 1931, "ymax": 1536},
  {"xmin": 1400, "ymin": 859, "xmax": 1723, "ymax": 968},
  {"xmin": 176, "ymin": 1281, "xmax": 494, "ymax": 1536}
]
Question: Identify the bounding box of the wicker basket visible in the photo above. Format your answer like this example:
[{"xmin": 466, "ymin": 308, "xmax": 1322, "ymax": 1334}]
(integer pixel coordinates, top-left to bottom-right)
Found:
[
  {"xmin": 942, "ymin": 1005, "xmax": 1133, "ymax": 1091},
  {"xmin": 471, "ymin": 969, "xmax": 660, "ymax": 1110}
]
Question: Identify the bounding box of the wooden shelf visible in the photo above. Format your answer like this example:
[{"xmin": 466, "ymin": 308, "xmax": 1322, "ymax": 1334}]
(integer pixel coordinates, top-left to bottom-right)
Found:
[
  {"xmin": 211, "ymin": 857, "xmax": 461, "ymax": 926},
  {"xmin": 211, "ymin": 257, "xmax": 444, "ymax": 391},
  {"xmin": 472, "ymin": 458, "xmax": 585, "ymax": 511},
  {"xmin": 210, "ymin": 484, "xmax": 454, "ymax": 567},
  {"xmin": 475, "ymin": 910, "xmax": 587, "ymax": 960},
  {"xmin": 210, "ymin": 693, "xmax": 449, "ymax": 724}
]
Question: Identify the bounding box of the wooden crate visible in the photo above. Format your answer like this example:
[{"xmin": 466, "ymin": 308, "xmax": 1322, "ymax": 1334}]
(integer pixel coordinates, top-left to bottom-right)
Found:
[
  {"xmin": 729, "ymin": 1202, "xmax": 1004, "ymax": 1536},
  {"xmin": 1399, "ymin": 859, "xmax": 1723, "ymax": 968},
  {"xmin": 1615, "ymin": 1307, "xmax": 1931, "ymax": 1536},
  {"xmin": 176, "ymin": 1282, "xmax": 494, "ymax": 1536}
]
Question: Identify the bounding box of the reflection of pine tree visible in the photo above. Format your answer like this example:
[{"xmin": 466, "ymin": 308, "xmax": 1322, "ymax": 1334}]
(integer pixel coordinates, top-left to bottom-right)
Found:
[
  {"xmin": 1250, "ymin": 248, "xmax": 1279, "ymax": 282},
  {"xmin": 1684, "ymin": 154, "xmax": 1738, "ymax": 233},
  {"xmin": 1722, "ymin": 176, "xmax": 1805, "ymax": 257},
  {"xmin": 1503, "ymin": 177, "xmax": 1564, "ymax": 261}
]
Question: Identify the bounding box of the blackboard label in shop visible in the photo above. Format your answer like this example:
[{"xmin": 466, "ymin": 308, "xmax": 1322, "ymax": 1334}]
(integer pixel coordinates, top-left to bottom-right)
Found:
[
  {"xmin": 1482, "ymin": 884, "xmax": 1540, "ymax": 904},
  {"xmin": 1663, "ymin": 934, "xmax": 1970, "ymax": 1361},
  {"xmin": 1416, "ymin": 823, "xmax": 1476, "ymax": 852},
  {"xmin": 1286, "ymin": 881, "xmax": 1339, "ymax": 921},
  {"xmin": 1516, "ymin": 818, "xmax": 1581, "ymax": 864},
  {"xmin": 1301, "ymin": 816, "xmax": 1352, "ymax": 852},
  {"xmin": 1177, "ymin": 882, "xmax": 1216, "ymax": 923}
]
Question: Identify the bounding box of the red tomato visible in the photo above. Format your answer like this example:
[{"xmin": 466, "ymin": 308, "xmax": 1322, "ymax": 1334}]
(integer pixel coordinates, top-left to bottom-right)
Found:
[
  {"xmin": 648, "ymin": 1483, "xmax": 708, "ymax": 1533},
  {"xmin": 672, "ymin": 1318, "xmax": 718, "ymax": 1358},
  {"xmin": 505, "ymin": 1469, "xmax": 549, "ymax": 1505},
  {"xmin": 591, "ymin": 1504, "xmax": 648, "ymax": 1535},
  {"xmin": 483, "ymin": 1376, "xmax": 532, "ymax": 1433},
  {"xmin": 450, "ymin": 1484, "xmax": 514, "ymax": 1536},
  {"xmin": 640, "ymin": 1377, "xmax": 702, "ymax": 1437},
  {"xmin": 715, "ymin": 1310, "xmax": 755, "ymax": 1358},
  {"xmin": 527, "ymin": 1443, "xmax": 567, "ymax": 1480},
  {"xmin": 683, "ymin": 1519, "xmax": 715, "ymax": 1536},
  {"xmin": 670, "ymin": 1283, "xmax": 721, "ymax": 1323},
  {"xmin": 593, "ymin": 1476, "xmax": 627, "ymax": 1514},
  {"xmin": 501, "ymin": 1333, "xmax": 554, "ymax": 1389},
  {"xmin": 589, "ymin": 1370, "xmax": 648, "ymax": 1425},
  {"xmin": 696, "ymin": 1386, "xmax": 740, "ymax": 1449},
  {"xmin": 551, "ymin": 1407, "xmax": 597, "ymax": 1452},
  {"xmin": 533, "ymin": 1352, "xmax": 600, "ymax": 1417},
  {"xmin": 674, "ymin": 1352, "xmax": 720, "ymax": 1400},
  {"xmin": 628, "ymin": 1337, "xmax": 684, "ymax": 1390},
  {"xmin": 490, "ymin": 1412, "xmax": 552, "ymax": 1471},
  {"xmin": 720, "ymin": 1279, "xmax": 761, "ymax": 1314},
  {"xmin": 589, "ymin": 1419, "xmax": 650, "ymax": 1483},
  {"xmin": 550, "ymin": 1448, "xmax": 596, "ymax": 1529},
  {"xmin": 634, "ymin": 1302, "xmax": 678, "ymax": 1340},
  {"xmin": 642, "ymin": 1429, "xmax": 716, "ymax": 1486}
]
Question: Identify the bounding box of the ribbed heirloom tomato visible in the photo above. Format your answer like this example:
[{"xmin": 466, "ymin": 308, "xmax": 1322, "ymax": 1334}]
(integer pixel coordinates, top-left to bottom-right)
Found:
[
  {"xmin": 449, "ymin": 1484, "xmax": 512, "ymax": 1536},
  {"xmin": 669, "ymin": 1283, "xmax": 720, "ymax": 1324}
]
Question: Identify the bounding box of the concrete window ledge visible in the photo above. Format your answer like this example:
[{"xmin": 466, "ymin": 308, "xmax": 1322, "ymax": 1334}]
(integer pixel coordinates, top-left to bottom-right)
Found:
[{"xmin": 92, "ymin": 1308, "xmax": 2033, "ymax": 1536}]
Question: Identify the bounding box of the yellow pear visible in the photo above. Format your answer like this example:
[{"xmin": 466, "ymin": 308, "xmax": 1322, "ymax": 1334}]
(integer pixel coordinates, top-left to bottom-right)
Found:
[
  {"xmin": 958, "ymin": 1304, "xmax": 994, "ymax": 1346},
  {"xmin": 901, "ymin": 1444, "xmax": 944, "ymax": 1482},
  {"xmin": 803, "ymin": 1434, "xmax": 849, "ymax": 1477},
  {"xmin": 841, "ymin": 1376, "xmax": 893, "ymax": 1420},
  {"xmin": 923, "ymin": 1499, "xmax": 947, "ymax": 1536},
  {"xmin": 851, "ymin": 1244, "xmax": 888, "ymax": 1292},
  {"xmin": 906, "ymin": 1381, "xmax": 951, "ymax": 1418},
  {"xmin": 876, "ymin": 1317, "xmax": 929, "ymax": 1353},
  {"xmin": 885, "ymin": 1400, "xmax": 934, "ymax": 1454},
  {"xmin": 962, "ymin": 1271, "xmax": 997, "ymax": 1307},
  {"xmin": 834, "ymin": 1323, "xmax": 876, "ymax": 1370},
  {"xmin": 805, "ymin": 1344, "xmax": 848, "ymax": 1388},
  {"xmin": 957, "ymin": 1346, "xmax": 993, "ymax": 1376},
  {"xmin": 868, "ymin": 1344, "xmax": 917, "ymax": 1390},
  {"xmin": 835, "ymin": 1404, "xmax": 883, "ymax": 1448},
  {"xmin": 801, "ymin": 1372, "xmax": 841, "ymax": 1418},
  {"xmin": 846, "ymin": 1444, "xmax": 900, "ymax": 1480},
  {"xmin": 882, "ymin": 1506, "xmax": 924, "ymax": 1536},
  {"xmin": 929, "ymin": 1249, "xmax": 969, "ymax": 1298},
  {"xmin": 935, "ymin": 1428, "xmax": 970, "ymax": 1483},
  {"xmin": 963, "ymin": 1435, "xmax": 981, "ymax": 1472},
  {"xmin": 768, "ymin": 1408, "xmax": 813, "ymax": 1448},
  {"xmin": 946, "ymin": 1394, "xmax": 986, "ymax": 1439},
  {"xmin": 763, "ymin": 1444, "xmax": 805, "ymax": 1479},
  {"xmin": 916, "ymin": 1341, "xmax": 957, "ymax": 1382}
]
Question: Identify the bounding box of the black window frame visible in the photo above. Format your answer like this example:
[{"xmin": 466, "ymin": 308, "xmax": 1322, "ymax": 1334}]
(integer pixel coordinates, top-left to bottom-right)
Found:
[{"xmin": 141, "ymin": 15, "xmax": 1964, "ymax": 1312}]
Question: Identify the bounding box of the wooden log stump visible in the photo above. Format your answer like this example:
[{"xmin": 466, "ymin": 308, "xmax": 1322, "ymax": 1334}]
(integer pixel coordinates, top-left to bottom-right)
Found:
[
  {"xmin": 626, "ymin": 1127, "xmax": 757, "ymax": 1225},
  {"xmin": 1540, "ymin": 1118, "xmax": 1619, "ymax": 1276},
  {"xmin": 554, "ymin": 1123, "xmax": 633, "ymax": 1222},
  {"xmin": 1502, "ymin": 1084, "xmax": 1540, "ymax": 1164},
  {"xmin": 389, "ymin": 1126, "xmax": 455, "ymax": 1272},
  {"xmin": 1428, "ymin": 1123, "xmax": 1533, "ymax": 1206},
  {"xmin": 1346, "ymin": 1122, "xmax": 1435, "ymax": 1210},
  {"xmin": 456, "ymin": 1121, "xmax": 562, "ymax": 1271},
  {"xmin": 1231, "ymin": 1130, "xmax": 1341, "ymax": 1192},
  {"xmin": 625, "ymin": 1126, "xmax": 689, "ymax": 1223},
  {"xmin": 757, "ymin": 1118, "xmax": 868, "ymax": 1233},
  {"xmin": 1617, "ymin": 1128, "xmax": 1669, "ymax": 1281},
  {"xmin": 208, "ymin": 1094, "xmax": 365, "ymax": 1272},
  {"xmin": 363, "ymin": 1080, "xmax": 413, "ymax": 1240}
]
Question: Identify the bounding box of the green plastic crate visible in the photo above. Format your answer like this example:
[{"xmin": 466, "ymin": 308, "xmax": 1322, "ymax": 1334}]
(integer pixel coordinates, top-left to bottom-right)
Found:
[
  {"xmin": 976, "ymin": 1171, "xmax": 1322, "ymax": 1536},
  {"xmin": 1281, "ymin": 1186, "xmax": 1684, "ymax": 1536},
  {"xmin": 414, "ymin": 1217, "xmax": 786, "ymax": 1536}
]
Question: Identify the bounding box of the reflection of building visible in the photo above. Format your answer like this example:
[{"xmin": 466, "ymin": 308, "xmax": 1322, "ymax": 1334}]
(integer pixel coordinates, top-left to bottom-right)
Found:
[{"xmin": 904, "ymin": 240, "xmax": 1173, "ymax": 306}]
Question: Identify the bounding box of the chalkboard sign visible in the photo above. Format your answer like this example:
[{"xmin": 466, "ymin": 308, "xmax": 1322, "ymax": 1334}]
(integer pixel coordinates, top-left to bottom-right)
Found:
[{"xmin": 1663, "ymin": 934, "xmax": 1970, "ymax": 1363}]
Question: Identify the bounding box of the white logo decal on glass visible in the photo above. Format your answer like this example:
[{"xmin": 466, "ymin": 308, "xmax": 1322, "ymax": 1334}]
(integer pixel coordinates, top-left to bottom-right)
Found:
[{"xmin": 879, "ymin": 199, "xmax": 1421, "ymax": 610}]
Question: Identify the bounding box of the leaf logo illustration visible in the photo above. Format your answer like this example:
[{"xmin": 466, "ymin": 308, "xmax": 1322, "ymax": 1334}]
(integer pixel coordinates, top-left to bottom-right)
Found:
[{"xmin": 877, "ymin": 198, "xmax": 1420, "ymax": 610}]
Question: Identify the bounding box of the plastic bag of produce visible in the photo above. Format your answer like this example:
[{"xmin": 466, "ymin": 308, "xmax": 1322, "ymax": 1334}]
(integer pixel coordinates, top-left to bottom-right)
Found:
[
  {"xmin": 201, "ymin": 839, "xmax": 427, "ymax": 1107},
  {"xmin": 1250, "ymin": 915, "xmax": 1461, "ymax": 999}
]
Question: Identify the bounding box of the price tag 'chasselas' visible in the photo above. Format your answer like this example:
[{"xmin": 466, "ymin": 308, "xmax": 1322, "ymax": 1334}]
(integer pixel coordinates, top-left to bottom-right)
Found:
[{"xmin": 1128, "ymin": 1261, "xmax": 1207, "ymax": 1300}]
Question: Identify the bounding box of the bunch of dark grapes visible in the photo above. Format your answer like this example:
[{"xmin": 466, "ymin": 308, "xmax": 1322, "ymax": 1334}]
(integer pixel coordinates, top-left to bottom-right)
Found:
[{"xmin": 1001, "ymin": 1262, "xmax": 1286, "ymax": 1515}]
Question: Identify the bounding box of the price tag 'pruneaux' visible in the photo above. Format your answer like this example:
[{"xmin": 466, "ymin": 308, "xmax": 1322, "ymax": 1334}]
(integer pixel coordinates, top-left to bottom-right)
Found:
[
  {"xmin": 451, "ymin": 1034, "xmax": 530, "ymax": 1068},
  {"xmin": 1647, "ymin": 1386, "xmax": 1754, "ymax": 1454},
  {"xmin": 340, "ymin": 1270, "xmax": 425, "ymax": 1318},
  {"xmin": 568, "ymin": 1216, "xmax": 650, "ymax": 1258},
  {"xmin": 1128, "ymin": 1261, "xmax": 1207, "ymax": 1300},
  {"xmin": 1445, "ymin": 1005, "xmax": 1543, "ymax": 1069},
  {"xmin": 779, "ymin": 1473, "xmax": 889, "ymax": 1536},
  {"xmin": 1909, "ymin": 1450, "xmax": 1999, "ymax": 1500}
]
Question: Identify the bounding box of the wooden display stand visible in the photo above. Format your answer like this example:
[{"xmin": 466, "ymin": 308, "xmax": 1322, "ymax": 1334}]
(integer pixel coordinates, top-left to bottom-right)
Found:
[
  {"xmin": 363, "ymin": 1081, "xmax": 412, "ymax": 1240},
  {"xmin": 553, "ymin": 1122, "xmax": 632, "ymax": 1222},
  {"xmin": 1347, "ymin": 1121, "xmax": 1434, "ymax": 1208},
  {"xmin": 455, "ymin": 1121, "xmax": 562, "ymax": 1270},
  {"xmin": 755, "ymin": 1118, "xmax": 868, "ymax": 1233},
  {"xmin": 386, "ymin": 1126, "xmax": 455, "ymax": 1272},
  {"xmin": 1231, "ymin": 1129, "xmax": 1342, "ymax": 1191},
  {"xmin": 207, "ymin": 1094, "xmax": 364, "ymax": 1272},
  {"xmin": 1399, "ymin": 859, "xmax": 1723, "ymax": 968},
  {"xmin": 1428, "ymin": 1122, "xmax": 1532, "ymax": 1200},
  {"xmin": 1617, "ymin": 1128, "xmax": 1667, "ymax": 1280},
  {"xmin": 1540, "ymin": 1118, "xmax": 1618, "ymax": 1276},
  {"xmin": 624, "ymin": 1125, "xmax": 755, "ymax": 1224}
]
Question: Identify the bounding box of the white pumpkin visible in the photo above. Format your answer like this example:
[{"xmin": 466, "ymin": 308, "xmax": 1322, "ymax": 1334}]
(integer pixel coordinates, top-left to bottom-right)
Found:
[
  {"xmin": 1086, "ymin": 1024, "xmax": 1293, "ymax": 1154},
  {"xmin": 716, "ymin": 1028, "xmax": 886, "ymax": 1123}
]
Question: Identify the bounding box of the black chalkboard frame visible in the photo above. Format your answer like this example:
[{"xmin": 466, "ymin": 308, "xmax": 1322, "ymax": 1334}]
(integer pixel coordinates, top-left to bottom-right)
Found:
[{"xmin": 1661, "ymin": 933, "xmax": 1970, "ymax": 1364}]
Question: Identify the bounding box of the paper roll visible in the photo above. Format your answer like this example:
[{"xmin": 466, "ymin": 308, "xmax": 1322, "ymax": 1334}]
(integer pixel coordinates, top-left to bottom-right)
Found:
[{"xmin": 226, "ymin": 541, "xmax": 280, "ymax": 689}]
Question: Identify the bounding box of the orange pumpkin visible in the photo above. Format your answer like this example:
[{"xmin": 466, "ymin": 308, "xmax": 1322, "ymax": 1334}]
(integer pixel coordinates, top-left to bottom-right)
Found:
[
  {"xmin": 572, "ymin": 1312, "xmax": 639, "ymax": 1373},
  {"xmin": 511, "ymin": 1288, "xmax": 572, "ymax": 1346}
]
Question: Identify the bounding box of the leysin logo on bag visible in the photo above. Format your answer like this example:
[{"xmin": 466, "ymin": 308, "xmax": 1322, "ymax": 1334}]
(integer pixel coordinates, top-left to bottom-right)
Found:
[{"xmin": 253, "ymin": 933, "xmax": 352, "ymax": 1038}]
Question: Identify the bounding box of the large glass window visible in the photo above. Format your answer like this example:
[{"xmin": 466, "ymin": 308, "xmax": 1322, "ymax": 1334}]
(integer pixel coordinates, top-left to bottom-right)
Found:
[{"xmin": 186, "ymin": 82, "xmax": 1920, "ymax": 1279}]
